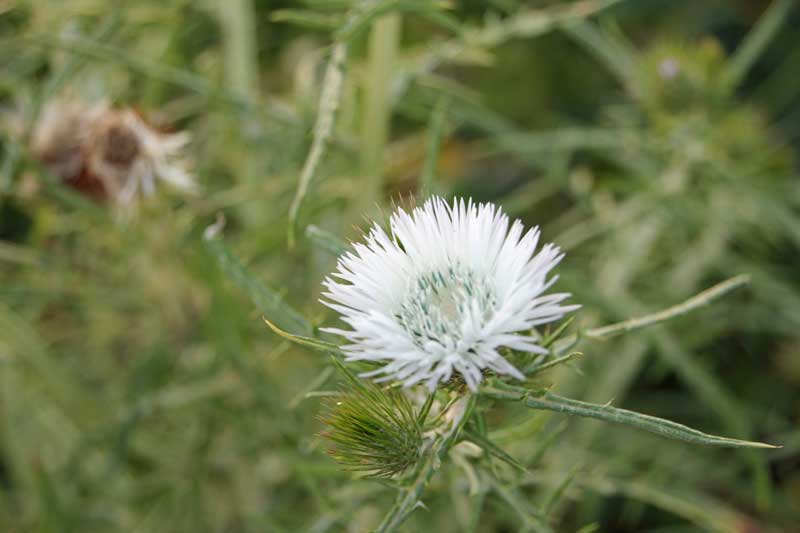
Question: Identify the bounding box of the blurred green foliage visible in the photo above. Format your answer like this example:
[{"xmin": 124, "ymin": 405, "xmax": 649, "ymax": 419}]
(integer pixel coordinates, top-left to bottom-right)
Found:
[{"xmin": 1, "ymin": 0, "xmax": 799, "ymax": 531}]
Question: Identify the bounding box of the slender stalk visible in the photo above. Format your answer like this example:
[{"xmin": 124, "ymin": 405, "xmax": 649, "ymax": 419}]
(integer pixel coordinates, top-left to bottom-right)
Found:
[
  {"xmin": 420, "ymin": 96, "xmax": 450, "ymax": 198},
  {"xmin": 376, "ymin": 395, "xmax": 474, "ymax": 532},
  {"xmin": 523, "ymin": 352, "xmax": 581, "ymax": 375},
  {"xmin": 203, "ymin": 219, "xmax": 312, "ymax": 335},
  {"xmin": 723, "ymin": 0, "xmax": 794, "ymax": 91},
  {"xmin": 217, "ymin": 0, "xmax": 259, "ymax": 101},
  {"xmin": 288, "ymin": 42, "xmax": 348, "ymax": 246},
  {"xmin": 584, "ymin": 274, "xmax": 750, "ymax": 339},
  {"xmin": 359, "ymin": 13, "xmax": 401, "ymax": 214}
]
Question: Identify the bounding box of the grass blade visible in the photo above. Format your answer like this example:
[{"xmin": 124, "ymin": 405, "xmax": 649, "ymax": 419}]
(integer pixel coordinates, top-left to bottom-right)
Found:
[
  {"xmin": 419, "ymin": 95, "xmax": 450, "ymax": 198},
  {"xmin": 723, "ymin": 0, "xmax": 795, "ymax": 91},
  {"xmin": 204, "ymin": 217, "xmax": 312, "ymax": 335},
  {"xmin": 288, "ymin": 42, "xmax": 348, "ymax": 246},
  {"xmin": 305, "ymin": 225, "xmax": 349, "ymax": 256},
  {"xmin": 463, "ymin": 429, "xmax": 527, "ymax": 473},
  {"xmin": 584, "ymin": 275, "xmax": 750, "ymax": 339},
  {"xmin": 263, "ymin": 317, "xmax": 342, "ymax": 355}
]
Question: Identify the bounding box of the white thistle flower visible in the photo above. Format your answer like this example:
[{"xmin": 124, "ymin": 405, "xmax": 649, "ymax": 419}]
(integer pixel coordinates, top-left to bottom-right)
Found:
[{"xmin": 321, "ymin": 197, "xmax": 579, "ymax": 391}]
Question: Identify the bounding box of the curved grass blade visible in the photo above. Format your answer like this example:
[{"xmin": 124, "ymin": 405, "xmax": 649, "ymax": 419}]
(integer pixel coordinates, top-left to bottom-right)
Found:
[
  {"xmin": 523, "ymin": 352, "xmax": 582, "ymax": 376},
  {"xmin": 262, "ymin": 318, "xmax": 342, "ymax": 355},
  {"xmin": 463, "ymin": 429, "xmax": 527, "ymax": 473},
  {"xmin": 723, "ymin": 0, "xmax": 794, "ymax": 91},
  {"xmin": 204, "ymin": 217, "xmax": 312, "ymax": 336},
  {"xmin": 335, "ymin": 0, "xmax": 460, "ymax": 43},
  {"xmin": 305, "ymin": 225, "xmax": 348, "ymax": 256},
  {"xmin": 585, "ymin": 275, "xmax": 750, "ymax": 339},
  {"xmin": 288, "ymin": 42, "xmax": 348, "ymax": 247}
]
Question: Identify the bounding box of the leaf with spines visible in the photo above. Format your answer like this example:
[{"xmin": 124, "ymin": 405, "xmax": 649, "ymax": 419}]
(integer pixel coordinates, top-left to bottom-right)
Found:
[{"xmin": 482, "ymin": 383, "xmax": 778, "ymax": 449}]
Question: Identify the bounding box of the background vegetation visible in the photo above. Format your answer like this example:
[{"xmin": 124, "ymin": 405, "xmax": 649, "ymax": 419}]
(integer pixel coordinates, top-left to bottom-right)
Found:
[{"xmin": 1, "ymin": 0, "xmax": 798, "ymax": 531}]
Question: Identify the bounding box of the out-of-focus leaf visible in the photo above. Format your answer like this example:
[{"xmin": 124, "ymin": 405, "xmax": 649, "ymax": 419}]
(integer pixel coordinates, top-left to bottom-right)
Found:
[{"xmin": 204, "ymin": 221, "xmax": 312, "ymax": 336}]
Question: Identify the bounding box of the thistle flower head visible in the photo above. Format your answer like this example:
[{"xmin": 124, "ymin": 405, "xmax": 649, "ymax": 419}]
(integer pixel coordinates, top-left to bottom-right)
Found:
[
  {"xmin": 321, "ymin": 197, "xmax": 579, "ymax": 391},
  {"xmin": 31, "ymin": 100, "xmax": 196, "ymax": 206}
]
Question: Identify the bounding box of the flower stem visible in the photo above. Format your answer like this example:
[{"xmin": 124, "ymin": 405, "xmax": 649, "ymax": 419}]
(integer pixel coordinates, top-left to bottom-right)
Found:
[
  {"xmin": 584, "ymin": 274, "xmax": 750, "ymax": 340},
  {"xmin": 359, "ymin": 13, "xmax": 401, "ymax": 214},
  {"xmin": 376, "ymin": 394, "xmax": 474, "ymax": 532},
  {"xmin": 288, "ymin": 42, "xmax": 348, "ymax": 247}
]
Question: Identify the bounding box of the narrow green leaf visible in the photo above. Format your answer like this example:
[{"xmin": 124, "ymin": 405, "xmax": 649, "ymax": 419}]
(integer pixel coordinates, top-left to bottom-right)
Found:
[
  {"xmin": 289, "ymin": 366, "xmax": 334, "ymax": 408},
  {"xmin": 463, "ymin": 429, "xmax": 527, "ymax": 473},
  {"xmin": 305, "ymin": 224, "xmax": 349, "ymax": 256},
  {"xmin": 270, "ymin": 9, "xmax": 343, "ymax": 30},
  {"xmin": 560, "ymin": 20, "xmax": 636, "ymax": 89},
  {"xmin": 585, "ymin": 275, "xmax": 751, "ymax": 339},
  {"xmin": 523, "ymin": 352, "xmax": 582, "ymax": 376},
  {"xmin": 336, "ymin": 0, "xmax": 457, "ymax": 42},
  {"xmin": 420, "ymin": 95, "xmax": 450, "ymax": 198},
  {"xmin": 723, "ymin": 0, "xmax": 794, "ymax": 91},
  {"xmin": 541, "ymin": 465, "xmax": 579, "ymax": 515},
  {"xmin": 262, "ymin": 318, "xmax": 341, "ymax": 355},
  {"xmin": 23, "ymin": 33, "xmax": 296, "ymax": 126},
  {"xmin": 541, "ymin": 316, "xmax": 576, "ymax": 349},
  {"xmin": 488, "ymin": 476, "xmax": 553, "ymax": 533},
  {"xmin": 495, "ymin": 127, "xmax": 631, "ymax": 157},
  {"xmin": 416, "ymin": 392, "xmax": 435, "ymax": 426},
  {"xmin": 204, "ymin": 219, "xmax": 312, "ymax": 335},
  {"xmin": 288, "ymin": 42, "xmax": 348, "ymax": 246},
  {"xmin": 483, "ymin": 386, "xmax": 778, "ymax": 449},
  {"xmin": 526, "ymin": 420, "xmax": 567, "ymax": 467}
]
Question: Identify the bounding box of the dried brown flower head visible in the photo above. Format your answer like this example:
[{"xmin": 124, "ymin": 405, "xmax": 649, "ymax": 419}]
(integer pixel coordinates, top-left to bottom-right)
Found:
[{"xmin": 30, "ymin": 100, "xmax": 196, "ymax": 205}]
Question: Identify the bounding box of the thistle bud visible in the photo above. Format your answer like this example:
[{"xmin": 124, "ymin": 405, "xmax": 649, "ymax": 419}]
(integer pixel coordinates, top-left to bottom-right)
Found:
[{"xmin": 319, "ymin": 379, "xmax": 424, "ymax": 479}]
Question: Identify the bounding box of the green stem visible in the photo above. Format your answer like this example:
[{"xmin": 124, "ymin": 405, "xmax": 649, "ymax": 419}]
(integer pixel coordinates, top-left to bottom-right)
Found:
[
  {"xmin": 217, "ymin": 0, "xmax": 259, "ymax": 101},
  {"xmin": 420, "ymin": 96, "xmax": 450, "ymax": 198},
  {"xmin": 360, "ymin": 13, "xmax": 401, "ymax": 213},
  {"xmin": 376, "ymin": 394, "xmax": 474, "ymax": 532},
  {"xmin": 288, "ymin": 42, "xmax": 348, "ymax": 246},
  {"xmin": 584, "ymin": 274, "xmax": 750, "ymax": 339},
  {"xmin": 723, "ymin": 0, "xmax": 794, "ymax": 92}
]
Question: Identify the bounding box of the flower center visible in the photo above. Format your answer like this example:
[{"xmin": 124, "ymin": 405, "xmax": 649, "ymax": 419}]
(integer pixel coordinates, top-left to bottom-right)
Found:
[
  {"xmin": 396, "ymin": 265, "xmax": 495, "ymax": 350},
  {"xmin": 101, "ymin": 124, "xmax": 140, "ymax": 167}
]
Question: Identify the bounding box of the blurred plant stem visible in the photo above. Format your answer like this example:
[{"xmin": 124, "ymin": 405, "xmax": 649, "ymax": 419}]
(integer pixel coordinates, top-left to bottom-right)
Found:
[
  {"xmin": 359, "ymin": 13, "xmax": 401, "ymax": 215},
  {"xmin": 376, "ymin": 394, "xmax": 474, "ymax": 532},
  {"xmin": 420, "ymin": 96, "xmax": 450, "ymax": 198},
  {"xmin": 288, "ymin": 42, "xmax": 348, "ymax": 246},
  {"xmin": 217, "ymin": 0, "xmax": 259, "ymax": 101},
  {"xmin": 217, "ymin": 0, "xmax": 268, "ymax": 225}
]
